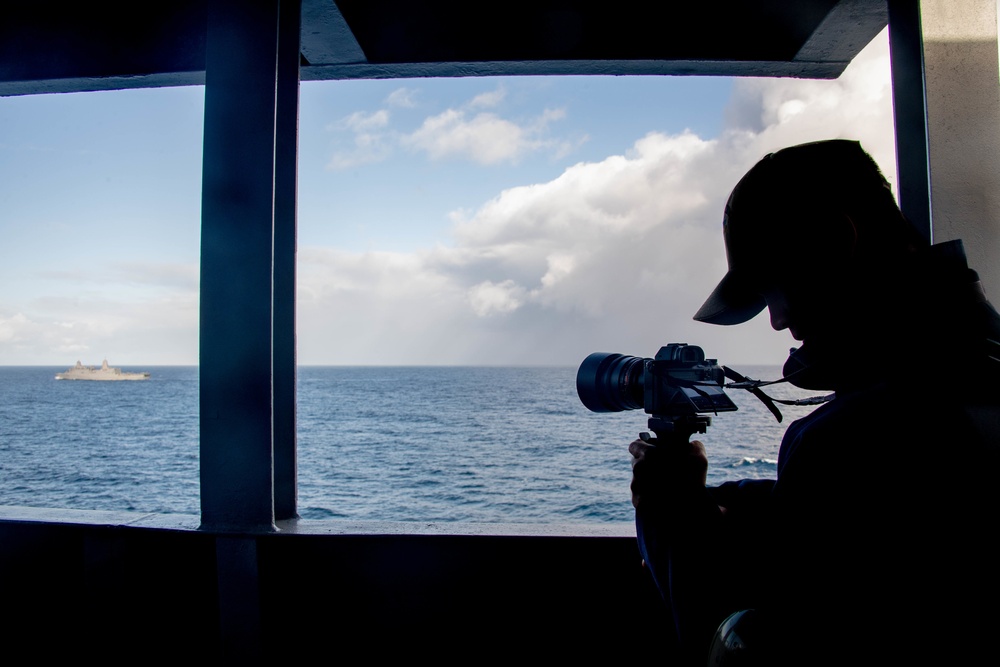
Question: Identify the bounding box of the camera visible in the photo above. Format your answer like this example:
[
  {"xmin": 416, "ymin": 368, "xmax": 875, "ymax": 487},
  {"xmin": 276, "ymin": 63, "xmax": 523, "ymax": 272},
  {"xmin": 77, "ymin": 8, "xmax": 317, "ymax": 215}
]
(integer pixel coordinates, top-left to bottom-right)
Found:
[{"xmin": 577, "ymin": 343, "xmax": 738, "ymax": 438}]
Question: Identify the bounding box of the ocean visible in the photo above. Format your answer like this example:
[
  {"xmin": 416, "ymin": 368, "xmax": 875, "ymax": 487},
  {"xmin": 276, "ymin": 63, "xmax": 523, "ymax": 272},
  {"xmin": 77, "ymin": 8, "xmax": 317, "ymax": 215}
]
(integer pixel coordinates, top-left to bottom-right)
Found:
[{"xmin": 0, "ymin": 364, "xmax": 822, "ymax": 523}]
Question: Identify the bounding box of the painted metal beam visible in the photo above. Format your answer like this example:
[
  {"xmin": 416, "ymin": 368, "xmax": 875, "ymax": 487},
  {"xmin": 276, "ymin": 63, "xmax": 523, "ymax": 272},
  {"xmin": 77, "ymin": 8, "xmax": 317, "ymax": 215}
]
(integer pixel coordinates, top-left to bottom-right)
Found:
[
  {"xmin": 0, "ymin": 1, "xmax": 890, "ymax": 96},
  {"xmin": 274, "ymin": 0, "xmax": 301, "ymax": 521},
  {"xmin": 888, "ymin": 0, "xmax": 933, "ymax": 244},
  {"xmin": 200, "ymin": 0, "xmax": 286, "ymax": 532}
]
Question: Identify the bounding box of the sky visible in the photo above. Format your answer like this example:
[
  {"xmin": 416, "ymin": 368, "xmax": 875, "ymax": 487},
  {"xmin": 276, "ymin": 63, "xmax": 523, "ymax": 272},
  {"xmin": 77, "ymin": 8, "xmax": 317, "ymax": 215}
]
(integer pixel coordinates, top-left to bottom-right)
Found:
[{"xmin": 0, "ymin": 28, "xmax": 897, "ymax": 367}]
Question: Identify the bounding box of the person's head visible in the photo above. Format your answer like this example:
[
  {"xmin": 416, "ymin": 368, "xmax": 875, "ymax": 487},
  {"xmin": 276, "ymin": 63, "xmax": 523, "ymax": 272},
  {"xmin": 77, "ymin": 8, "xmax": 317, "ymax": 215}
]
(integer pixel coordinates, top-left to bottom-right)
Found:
[{"xmin": 693, "ymin": 140, "xmax": 925, "ymax": 348}]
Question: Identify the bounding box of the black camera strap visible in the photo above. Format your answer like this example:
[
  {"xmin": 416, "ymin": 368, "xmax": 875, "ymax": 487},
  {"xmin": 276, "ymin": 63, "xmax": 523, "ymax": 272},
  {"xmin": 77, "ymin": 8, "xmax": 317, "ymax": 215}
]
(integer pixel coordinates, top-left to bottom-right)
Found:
[{"xmin": 720, "ymin": 365, "xmax": 834, "ymax": 423}]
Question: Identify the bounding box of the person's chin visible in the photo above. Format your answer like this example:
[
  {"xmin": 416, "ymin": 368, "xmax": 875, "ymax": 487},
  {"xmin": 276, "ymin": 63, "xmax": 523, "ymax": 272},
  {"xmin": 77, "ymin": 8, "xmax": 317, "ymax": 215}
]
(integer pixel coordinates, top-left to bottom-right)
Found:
[{"xmin": 782, "ymin": 343, "xmax": 837, "ymax": 390}]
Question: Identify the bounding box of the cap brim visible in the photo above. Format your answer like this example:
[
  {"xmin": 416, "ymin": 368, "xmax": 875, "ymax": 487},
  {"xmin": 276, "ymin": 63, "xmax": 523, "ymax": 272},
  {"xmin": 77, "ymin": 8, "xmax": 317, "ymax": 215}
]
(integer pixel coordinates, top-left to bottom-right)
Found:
[{"xmin": 693, "ymin": 270, "xmax": 767, "ymax": 325}]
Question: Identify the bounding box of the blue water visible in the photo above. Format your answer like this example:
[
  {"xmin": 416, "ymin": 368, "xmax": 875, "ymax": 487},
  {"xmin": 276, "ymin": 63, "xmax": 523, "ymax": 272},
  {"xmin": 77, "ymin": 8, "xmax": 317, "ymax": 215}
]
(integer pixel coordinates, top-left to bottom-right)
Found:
[{"xmin": 0, "ymin": 365, "xmax": 820, "ymax": 523}]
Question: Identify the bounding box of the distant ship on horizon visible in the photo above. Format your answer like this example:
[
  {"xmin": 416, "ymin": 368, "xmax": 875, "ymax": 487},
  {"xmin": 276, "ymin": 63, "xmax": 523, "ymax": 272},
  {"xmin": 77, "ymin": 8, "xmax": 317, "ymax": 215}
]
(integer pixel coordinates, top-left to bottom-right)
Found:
[{"xmin": 55, "ymin": 359, "xmax": 150, "ymax": 381}]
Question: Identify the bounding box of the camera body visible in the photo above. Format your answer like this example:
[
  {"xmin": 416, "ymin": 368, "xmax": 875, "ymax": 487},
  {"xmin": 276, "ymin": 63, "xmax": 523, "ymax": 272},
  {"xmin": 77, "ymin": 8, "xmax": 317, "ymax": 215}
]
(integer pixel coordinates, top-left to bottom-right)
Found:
[{"xmin": 577, "ymin": 343, "xmax": 737, "ymax": 436}]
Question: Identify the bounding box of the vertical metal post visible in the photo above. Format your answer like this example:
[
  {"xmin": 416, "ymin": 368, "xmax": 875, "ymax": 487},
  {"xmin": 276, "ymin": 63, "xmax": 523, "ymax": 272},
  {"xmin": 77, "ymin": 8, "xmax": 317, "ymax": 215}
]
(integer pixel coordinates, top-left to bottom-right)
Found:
[
  {"xmin": 200, "ymin": 0, "xmax": 282, "ymax": 532},
  {"xmin": 887, "ymin": 0, "xmax": 933, "ymax": 244},
  {"xmin": 274, "ymin": 0, "xmax": 301, "ymax": 521}
]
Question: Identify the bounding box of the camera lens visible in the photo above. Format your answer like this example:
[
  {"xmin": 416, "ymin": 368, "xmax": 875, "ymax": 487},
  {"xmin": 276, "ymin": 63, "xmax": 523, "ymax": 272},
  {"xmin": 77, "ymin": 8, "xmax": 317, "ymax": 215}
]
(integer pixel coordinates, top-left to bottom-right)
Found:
[{"xmin": 576, "ymin": 352, "xmax": 647, "ymax": 412}]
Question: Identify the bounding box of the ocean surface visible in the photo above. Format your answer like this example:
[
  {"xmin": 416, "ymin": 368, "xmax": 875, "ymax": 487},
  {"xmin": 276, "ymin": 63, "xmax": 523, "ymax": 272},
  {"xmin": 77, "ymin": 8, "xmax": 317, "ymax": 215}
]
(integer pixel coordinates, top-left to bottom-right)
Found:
[{"xmin": 0, "ymin": 364, "xmax": 822, "ymax": 523}]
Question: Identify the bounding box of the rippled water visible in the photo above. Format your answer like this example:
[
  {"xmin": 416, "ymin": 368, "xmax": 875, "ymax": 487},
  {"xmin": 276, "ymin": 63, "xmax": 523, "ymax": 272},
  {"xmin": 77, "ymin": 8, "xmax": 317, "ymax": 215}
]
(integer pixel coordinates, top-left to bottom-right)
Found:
[{"xmin": 0, "ymin": 365, "xmax": 820, "ymax": 522}]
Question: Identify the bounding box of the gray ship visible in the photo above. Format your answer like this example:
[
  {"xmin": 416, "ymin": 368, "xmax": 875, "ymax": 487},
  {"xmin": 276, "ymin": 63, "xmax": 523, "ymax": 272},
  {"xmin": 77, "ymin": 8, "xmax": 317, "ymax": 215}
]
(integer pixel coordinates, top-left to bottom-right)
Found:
[{"xmin": 55, "ymin": 359, "xmax": 150, "ymax": 381}]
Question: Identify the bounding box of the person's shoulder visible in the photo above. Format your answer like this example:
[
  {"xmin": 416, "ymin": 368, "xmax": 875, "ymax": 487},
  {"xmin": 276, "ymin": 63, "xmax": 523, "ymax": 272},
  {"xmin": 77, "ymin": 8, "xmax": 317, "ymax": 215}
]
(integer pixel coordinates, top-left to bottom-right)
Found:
[
  {"xmin": 777, "ymin": 383, "xmax": 925, "ymax": 474},
  {"xmin": 784, "ymin": 385, "xmax": 897, "ymax": 435}
]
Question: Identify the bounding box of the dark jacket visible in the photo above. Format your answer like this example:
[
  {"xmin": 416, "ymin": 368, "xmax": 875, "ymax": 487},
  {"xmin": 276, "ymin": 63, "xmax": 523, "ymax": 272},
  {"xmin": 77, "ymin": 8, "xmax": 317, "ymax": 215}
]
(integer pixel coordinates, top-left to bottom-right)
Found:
[{"xmin": 637, "ymin": 240, "xmax": 1000, "ymax": 666}]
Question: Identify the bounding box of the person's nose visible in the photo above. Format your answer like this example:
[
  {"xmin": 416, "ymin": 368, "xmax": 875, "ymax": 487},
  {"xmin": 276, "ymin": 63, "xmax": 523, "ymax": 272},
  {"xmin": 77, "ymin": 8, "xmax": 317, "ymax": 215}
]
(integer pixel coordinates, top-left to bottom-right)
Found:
[{"xmin": 764, "ymin": 291, "xmax": 791, "ymax": 332}]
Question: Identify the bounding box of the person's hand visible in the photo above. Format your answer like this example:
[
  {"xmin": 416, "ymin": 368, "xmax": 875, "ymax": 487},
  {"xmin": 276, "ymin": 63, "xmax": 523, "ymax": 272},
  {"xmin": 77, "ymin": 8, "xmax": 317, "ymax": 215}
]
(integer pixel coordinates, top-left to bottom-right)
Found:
[{"xmin": 628, "ymin": 433, "xmax": 709, "ymax": 509}]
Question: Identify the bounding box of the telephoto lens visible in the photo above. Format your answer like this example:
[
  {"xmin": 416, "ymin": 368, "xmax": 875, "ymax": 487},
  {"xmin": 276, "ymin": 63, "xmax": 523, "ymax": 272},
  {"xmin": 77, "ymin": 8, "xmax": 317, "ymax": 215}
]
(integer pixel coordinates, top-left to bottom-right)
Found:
[{"xmin": 576, "ymin": 352, "xmax": 648, "ymax": 413}]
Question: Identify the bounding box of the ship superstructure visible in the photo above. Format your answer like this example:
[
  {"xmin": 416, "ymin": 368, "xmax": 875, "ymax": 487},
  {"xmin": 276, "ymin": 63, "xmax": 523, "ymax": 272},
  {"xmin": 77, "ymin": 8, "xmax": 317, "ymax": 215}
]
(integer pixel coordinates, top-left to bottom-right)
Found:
[{"xmin": 55, "ymin": 359, "xmax": 150, "ymax": 381}]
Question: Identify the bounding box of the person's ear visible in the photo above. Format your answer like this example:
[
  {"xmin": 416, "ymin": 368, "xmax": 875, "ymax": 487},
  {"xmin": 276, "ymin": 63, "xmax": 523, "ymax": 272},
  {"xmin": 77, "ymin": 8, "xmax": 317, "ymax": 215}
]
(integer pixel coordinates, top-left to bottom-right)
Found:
[{"xmin": 832, "ymin": 213, "xmax": 859, "ymax": 261}]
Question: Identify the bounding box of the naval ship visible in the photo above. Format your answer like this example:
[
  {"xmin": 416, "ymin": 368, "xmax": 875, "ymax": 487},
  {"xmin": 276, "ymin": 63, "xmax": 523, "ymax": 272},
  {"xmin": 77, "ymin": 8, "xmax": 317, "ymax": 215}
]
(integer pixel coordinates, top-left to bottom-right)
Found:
[{"xmin": 54, "ymin": 359, "xmax": 150, "ymax": 381}]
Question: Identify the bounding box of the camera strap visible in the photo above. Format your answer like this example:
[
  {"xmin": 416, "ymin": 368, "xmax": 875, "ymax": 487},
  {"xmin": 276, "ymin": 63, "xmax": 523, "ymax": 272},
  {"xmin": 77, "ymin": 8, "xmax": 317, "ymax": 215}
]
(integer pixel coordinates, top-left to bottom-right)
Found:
[{"xmin": 721, "ymin": 365, "xmax": 834, "ymax": 423}]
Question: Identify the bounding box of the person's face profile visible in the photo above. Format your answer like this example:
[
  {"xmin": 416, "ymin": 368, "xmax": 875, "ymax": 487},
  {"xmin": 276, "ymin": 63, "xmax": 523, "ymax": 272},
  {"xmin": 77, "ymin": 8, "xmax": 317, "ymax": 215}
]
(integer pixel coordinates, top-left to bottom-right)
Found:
[{"xmin": 748, "ymin": 233, "xmax": 856, "ymax": 345}]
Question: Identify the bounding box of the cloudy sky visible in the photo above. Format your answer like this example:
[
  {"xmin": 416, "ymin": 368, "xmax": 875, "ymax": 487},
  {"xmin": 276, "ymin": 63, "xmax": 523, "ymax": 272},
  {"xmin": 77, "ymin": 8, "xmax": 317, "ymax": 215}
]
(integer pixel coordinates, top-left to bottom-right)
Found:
[{"xmin": 0, "ymin": 28, "xmax": 896, "ymax": 367}]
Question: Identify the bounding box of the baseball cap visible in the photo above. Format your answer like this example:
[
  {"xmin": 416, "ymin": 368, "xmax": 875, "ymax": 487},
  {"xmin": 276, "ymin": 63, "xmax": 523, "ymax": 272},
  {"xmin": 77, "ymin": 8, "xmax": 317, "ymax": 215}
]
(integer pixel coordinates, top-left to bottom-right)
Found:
[{"xmin": 693, "ymin": 139, "xmax": 896, "ymax": 325}]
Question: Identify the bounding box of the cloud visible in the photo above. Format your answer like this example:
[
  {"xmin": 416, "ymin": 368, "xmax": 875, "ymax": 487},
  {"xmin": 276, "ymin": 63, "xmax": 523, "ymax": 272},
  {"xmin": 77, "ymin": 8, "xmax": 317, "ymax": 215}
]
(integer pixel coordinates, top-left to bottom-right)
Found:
[
  {"xmin": 467, "ymin": 280, "xmax": 525, "ymax": 316},
  {"xmin": 0, "ymin": 261, "xmax": 199, "ymax": 364},
  {"xmin": 326, "ymin": 109, "xmax": 394, "ymax": 169},
  {"xmin": 0, "ymin": 292, "xmax": 199, "ymax": 365},
  {"xmin": 725, "ymin": 33, "xmax": 896, "ymax": 190},
  {"xmin": 0, "ymin": 313, "xmax": 33, "ymax": 343},
  {"xmin": 401, "ymin": 103, "xmax": 569, "ymax": 165},
  {"xmin": 326, "ymin": 83, "xmax": 577, "ymax": 169},
  {"xmin": 298, "ymin": 29, "xmax": 896, "ymax": 366},
  {"xmin": 37, "ymin": 262, "xmax": 198, "ymax": 291},
  {"xmin": 340, "ymin": 109, "xmax": 390, "ymax": 132},
  {"xmin": 386, "ymin": 87, "xmax": 417, "ymax": 108},
  {"xmin": 469, "ymin": 87, "xmax": 506, "ymax": 109},
  {"xmin": 0, "ymin": 310, "xmax": 128, "ymax": 362}
]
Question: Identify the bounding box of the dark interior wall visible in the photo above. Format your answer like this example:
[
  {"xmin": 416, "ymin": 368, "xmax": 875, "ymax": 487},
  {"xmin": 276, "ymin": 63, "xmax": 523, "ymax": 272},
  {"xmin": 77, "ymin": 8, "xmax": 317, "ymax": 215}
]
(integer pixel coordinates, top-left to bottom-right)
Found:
[
  {"xmin": 258, "ymin": 531, "xmax": 675, "ymax": 659},
  {"xmin": 0, "ymin": 521, "xmax": 220, "ymax": 661},
  {"xmin": 0, "ymin": 519, "xmax": 676, "ymax": 662}
]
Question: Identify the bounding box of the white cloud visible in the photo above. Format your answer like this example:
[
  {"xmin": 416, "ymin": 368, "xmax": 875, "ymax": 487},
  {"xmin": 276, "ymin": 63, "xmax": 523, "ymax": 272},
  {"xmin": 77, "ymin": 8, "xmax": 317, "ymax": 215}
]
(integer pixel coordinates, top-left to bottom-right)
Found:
[
  {"xmin": 401, "ymin": 107, "xmax": 564, "ymax": 165},
  {"xmin": 298, "ymin": 29, "xmax": 896, "ymax": 366},
  {"xmin": 326, "ymin": 109, "xmax": 395, "ymax": 170},
  {"xmin": 468, "ymin": 280, "xmax": 525, "ymax": 316},
  {"xmin": 469, "ymin": 87, "xmax": 506, "ymax": 109},
  {"xmin": 339, "ymin": 109, "xmax": 390, "ymax": 132},
  {"xmin": 726, "ymin": 33, "xmax": 896, "ymax": 190},
  {"xmin": 326, "ymin": 84, "xmax": 576, "ymax": 169},
  {"xmin": 0, "ymin": 260, "xmax": 199, "ymax": 364},
  {"xmin": 38, "ymin": 262, "xmax": 198, "ymax": 291},
  {"xmin": 0, "ymin": 313, "xmax": 32, "ymax": 343},
  {"xmin": 386, "ymin": 87, "xmax": 417, "ymax": 108},
  {"xmin": 400, "ymin": 85, "xmax": 571, "ymax": 165},
  {"xmin": 539, "ymin": 253, "xmax": 574, "ymax": 289}
]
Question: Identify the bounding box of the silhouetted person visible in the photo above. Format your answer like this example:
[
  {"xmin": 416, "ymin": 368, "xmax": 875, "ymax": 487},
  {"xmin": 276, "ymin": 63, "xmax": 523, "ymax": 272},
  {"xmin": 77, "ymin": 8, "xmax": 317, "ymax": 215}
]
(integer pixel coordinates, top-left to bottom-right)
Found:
[{"xmin": 629, "ymin": 139, "xmax": 1000, "ymax": 666}]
